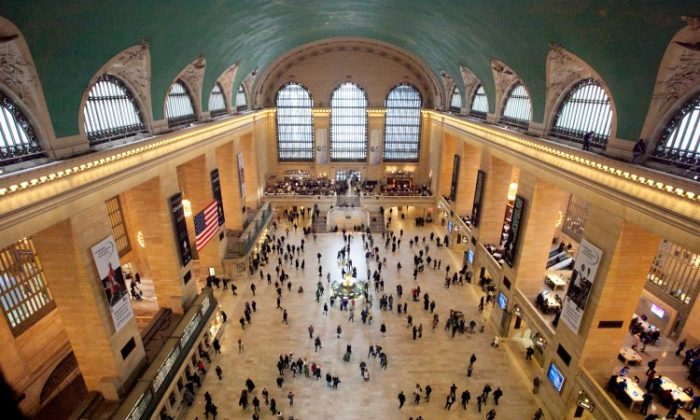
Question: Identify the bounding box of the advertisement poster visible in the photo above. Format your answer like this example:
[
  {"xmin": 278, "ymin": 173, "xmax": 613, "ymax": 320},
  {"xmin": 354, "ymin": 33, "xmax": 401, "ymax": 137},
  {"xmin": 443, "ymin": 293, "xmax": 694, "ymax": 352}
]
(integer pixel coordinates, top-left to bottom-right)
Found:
[
  {"xmin": 169, "ymin": 193, "xmax": 192, "ymax": 267},
  {"xmin": 471, "ymin": 170, "xmax": 485, "ymax": 227},
  {"xmin": 237, "ymin": 153, "xmax": 246, "ymax": 199},
  {"xmin": 91, "ymin": 236, "xmax": 134, "ymax": 332},
  {"xmin": 504, "ymin": 195, "xmax": 526, "ymax": 267},
  {"xmin": 561, "ymin": 238, "xmax": 603, "ymax": 334},
  {"xmin": 210, "ymin": 168, "xmax": 225, "ymax": 226}
]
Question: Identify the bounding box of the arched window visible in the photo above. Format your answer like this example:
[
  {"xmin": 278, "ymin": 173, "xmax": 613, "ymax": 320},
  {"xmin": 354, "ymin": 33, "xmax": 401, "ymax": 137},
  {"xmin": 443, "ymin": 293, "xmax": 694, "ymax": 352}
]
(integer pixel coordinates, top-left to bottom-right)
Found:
[
  {"xmin": 501, "ymin": 83, "xmax": 532, "ymax": 130},
  {"xmin": 450, "ymin": 87, "xmax": 462, "ymax": 112},
  {"xmin": 208, "ymin": 83, "xmax": 227, "ymax": 117},
  {"xmin": 165, "ymin": 81, "xmax": 196, "ymax": 127},
  {"xmin": 235, "ymin": 85, "xmax": 248, "ymax": 111},
  {"xmin": 653, "ymin": 93, "xmax": 700, "ymax": 171},
  {"xmin": 550, "ymin": 78, "xmax": 612, "ymax": 147},
  {"xmin": 469, "ymin": 85, "xmax": 489, "ymax": 120},
  {"xmin": 0, "ymin": 92, "xmax": 42, "ymax": 167},
  {"xmin": 384, "ymin": 84, "xmax": 422, "ymax": 161},
  {"xmin": 276, "ymin": 83, "xmax": 314, "ymax": 161},
  {"xmin": 83, "ymin": 74, "xmax": 146, "ymax": 146},
  {"xmin": 330, "ymin": 82, "xmax": 368, "ymax": 161}
]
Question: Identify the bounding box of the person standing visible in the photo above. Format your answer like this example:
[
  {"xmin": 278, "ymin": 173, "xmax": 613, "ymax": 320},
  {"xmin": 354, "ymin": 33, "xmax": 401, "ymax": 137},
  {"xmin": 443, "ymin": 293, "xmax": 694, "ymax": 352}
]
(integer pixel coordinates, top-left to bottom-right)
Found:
[
  {"xmin": 482, "ymin": 384, "xmax": 492, "ymax": 403},
  {"xmin": 308, "ymin": 324, "xmax": 314, "ymax": 339},
  {"xmin": 215, "ymin": 365, "xmax": 222, "ymax": 380},
  {"xmin": 238, "ymin": 337, "xmax": 244, "ymax": 352},
  {"xmin": 252, "ymin": 396, "xmax": 260, "ymax": 414},
  {"xmin": 675, "ymin": 338, "xmax": 686, "ymax": 356},
  {"xmin": 425, "ymin": 384, "xmax": 432, "ymax": 402},
  {"xmin": 486, "ymin": 408, "xmax": 497, "ymax": 419},
  {"xmin": 476, "ymin": 395, "xmax": 483, "ymax": 413},
  {"xmin": 533, "ymin": 408, "xmax": 544, "ymax": 420},
  {"xmin": 640, "ymin": 392, "xmax": 653, "ymax": 415},
  {"xmin": 251, "ymin": 283, "xmax": 256, "ymax": 296},
  {"xmin": 582, "ymin": 131, "xmax": 593, "ymax": 151},
  {"xmin": 398, "ymin": 391, "xmax": 406, "ymax": 409},
  {"xmin": 287, "ymin": 390, "xmax": 294, "ymax": 406},
  {"xmin": 444, "ymin": 394, "xmax": 454, "ymax": 410},
  {"xmin": 314, "ymin": 336, "xmax": 322, "ymax": 352},
  {"xmin": 262, "ymin": 388, "xmax": 269, "ymax": 405},
  {"xmin": 532, "ymin": 376, "xmax": 540, "ymax": 394},
  {"xmin": 493, "ymin": 387, "xmax": 503, "ymax": 405},
  {"xmin": 461, "ymin": 389, "xmax": 471, "ymax": 410},
  {"xmin": 380, "ymin": 323, "xmax": 387, "ymax": 336},
  {"xmin": 337, "ymin": 325, "xmax": 342, "ymax": 338},
  {"xmin": 646, "ymin": 358, "xmax": 657, "ymax": 375},
  {"xmin": 632, "ymin": 138, "xmax": 647, "ymax": 164},
  {"xmin": 282, "ymin": 309, "xmax": 288, "ymax": 324}
]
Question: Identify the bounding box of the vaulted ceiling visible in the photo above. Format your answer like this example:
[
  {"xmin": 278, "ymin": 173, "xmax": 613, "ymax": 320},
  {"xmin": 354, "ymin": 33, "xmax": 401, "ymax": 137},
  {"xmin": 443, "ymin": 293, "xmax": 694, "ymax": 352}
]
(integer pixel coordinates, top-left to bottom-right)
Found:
[{"xmin": 2, "ymin": 0, "xmax": 698, "ymax": 139}]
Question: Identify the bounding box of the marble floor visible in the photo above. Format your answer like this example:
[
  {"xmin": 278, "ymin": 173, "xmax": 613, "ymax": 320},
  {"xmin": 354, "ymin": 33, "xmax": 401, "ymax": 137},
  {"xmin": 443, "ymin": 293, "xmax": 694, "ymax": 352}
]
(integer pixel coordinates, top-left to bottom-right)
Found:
[{"xmin": 180, "ymin": 206, "xmax": 545, "ymax": 420}]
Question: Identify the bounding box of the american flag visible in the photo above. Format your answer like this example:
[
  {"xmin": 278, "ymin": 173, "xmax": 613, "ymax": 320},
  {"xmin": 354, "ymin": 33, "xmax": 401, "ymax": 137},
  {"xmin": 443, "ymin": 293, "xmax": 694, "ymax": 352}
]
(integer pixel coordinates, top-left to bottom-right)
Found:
[{"xmin": 194, "ymin": 201, "xmax": 219, "ymax": 251}]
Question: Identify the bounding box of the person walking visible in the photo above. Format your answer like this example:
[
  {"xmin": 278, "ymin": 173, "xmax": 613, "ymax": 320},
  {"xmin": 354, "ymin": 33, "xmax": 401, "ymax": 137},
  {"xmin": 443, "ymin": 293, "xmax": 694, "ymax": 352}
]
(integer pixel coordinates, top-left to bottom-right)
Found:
[
  {"xmin": 380, "ymin": 323, "xmax": 387, "ymax": 336},
  {"xmin": 450, "ymin": 383, "xmax": 457, "ymax": 399},
  {"xmin": 533, "ymin": 408, "xmax": 544, "ymax": 420},
  {"xmin": 314, "ymin": 336, "xmax": 322, "ymax": 352},
  {"xmin": 212, "ymin": 339, "xmax": 221, "ymax": 354},
  {"xmin": 287, "ymin": 390, "xmax": 295, "ymax": 406},
  {"xmin": 486, "ymin": 408, "xmax": 497, "ymax": 419},
  {"xmin": 532, "ymin": 376, "xmax": 540, "ymax": 394},
  {"xmin": 425, "ymin": 384, "xmax": 432, "ymax": 402},
  {"xmin": 461, "ymin": 389, "xmax": 471, "ymax": 410},
  {"xmin": 282, "ymin": 309, "xmax": 288, "ymax": 324},
  {"xmin": 238, "ymin": 338, "xmax": 244, "ymax": 352},
  {"xmin": 482, "ymin": 384, "xmax": 492, "ymax": 404},
  {"xmin": 646, "ymin": 358, "xmax": 657, "ymax": 375},
  {"xmin": 250, "ymin": 283, "xmax": 256, "ymax": 296},
  {"xmin": 676, "ymin": 338, "xmax": 687, "ymax": 356},
  {"xmin": 632, "ymin": 138, "xmax": 647, "ymax": 164},
  {"xmin": 640, "ymin": 392, "xmax": 653, "ymax": 415},
  {"xmin": 493, "ymin": 387, "xmax": 503, "ymax": 405},
  {"xmin": 308, "ymin": 324, "xmax": 314, "ymax": 339},
  {"xmin": 398, "ymin": 391, "xmax": 406, "ymax": 409},
  {"xmin": 444, "ymin": 394, "xmax": 454, "ymax": 410},
  {"xmin": 215, "ymin": 365, "xmax": 222, "ymax": 380},
  {"xmin": 337, "ymin": 325, "xmax": 342, "ymax": 338},
  {"xmin": 476, "ymin": 395, "xmax": 483, "ymax": 413}
]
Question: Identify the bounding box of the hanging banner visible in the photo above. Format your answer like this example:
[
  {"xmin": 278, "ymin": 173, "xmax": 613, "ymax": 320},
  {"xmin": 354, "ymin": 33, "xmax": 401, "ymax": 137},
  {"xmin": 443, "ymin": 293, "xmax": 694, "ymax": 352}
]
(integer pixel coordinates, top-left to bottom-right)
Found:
[
  {"xmin": 449, "ymin": 154, "xmax": 460, "ymax": 201},
  {"xmin": 561, "ymin": 238, "xmax": 603, "ymax": 334},
  {"xmin": 170, "ymin": 193, "xmax": 192, "ymax": 267},
  {"xmin": 471, "ymin": 170, "xmax": 485, "ymax": 227},
  {"xmin": 237, "ymin": 153, "xmax": 246, "ymax": 199},
  {"xmin": 504, "ymin": 195, "xmax": 526, "ymax": 267},
  {"xmin": 91, "ymin": 236, "xmax": 134, "ymax": 332},
  {"xmin": 210, "ymin": 168, "xmax": 225, "ymax": 226}
]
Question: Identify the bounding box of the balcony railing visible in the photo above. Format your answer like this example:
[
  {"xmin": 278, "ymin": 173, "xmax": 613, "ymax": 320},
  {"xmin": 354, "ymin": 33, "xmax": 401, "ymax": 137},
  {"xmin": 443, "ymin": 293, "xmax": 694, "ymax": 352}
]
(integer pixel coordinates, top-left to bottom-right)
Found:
[{"xmin": 226, "ymin": 202, "xmax": 272, "ymax": 257}]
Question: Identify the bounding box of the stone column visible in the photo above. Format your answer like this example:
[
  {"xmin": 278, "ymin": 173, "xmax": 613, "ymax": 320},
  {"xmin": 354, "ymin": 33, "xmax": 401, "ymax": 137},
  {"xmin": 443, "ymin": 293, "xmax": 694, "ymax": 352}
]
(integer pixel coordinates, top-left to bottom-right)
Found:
[
  {"xmin": 121, "ymin": 176, "xmax": 197, "ymax": 312},
  {"xmin": 33, "ymin": 206, "xmax": 146, "ymax": 400},
  {"xmin": 215, "ymin": 141, "xmax": 244, "ymax": 230},
  {"xmin": 454, "ymin": 142, "xmax": 482, "ymax": 216},
  {"xmin": 240, "ymin": 133, "xmax": 261, "ymax": 210},
  {"xmin": 475, "ymin": 154, "xmax": 513, "ymax": 245},
  {"xmin": 437, "ymin": 133, "xmax": 459, "ymax": 198}
]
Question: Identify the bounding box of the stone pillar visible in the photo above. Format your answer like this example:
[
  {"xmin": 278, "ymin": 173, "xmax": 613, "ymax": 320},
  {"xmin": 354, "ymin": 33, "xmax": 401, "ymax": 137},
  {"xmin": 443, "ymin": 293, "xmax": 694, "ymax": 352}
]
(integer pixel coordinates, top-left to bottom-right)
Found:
[
  {"xmin": 572, "ymin": 204, "xmax": 661, "ymax": 376},
  {"xmin": 240, "ymin": 133, "xmax": 260, "ymax": 210},
  {"xmin": 215, "ymin": 142, "xmax": 244, "ymax": 230},
  {"xmin": 121, "ymin": 176, "xmax": 197, "ymax": 312},
  {"xmin": 505, "ymin": 172, "xmax": 568, "ymax": 294},
  {"xmin": 476, "ymin": 155, "xmax": 513, "ymax": 245},
  {"xmin": 454, "ymin": 142, "xmax": 482, "ymax": 216},
  {"xmin": 33, "ymin": 206, "xmax": 146, "ymax": 400},
  {"xmin": 437, "ymin": 133, "xmax": 459, "ymax": 198},
  {"xmin": 177, "ymin": 155, "xmax": 225, "ymax": 277}
]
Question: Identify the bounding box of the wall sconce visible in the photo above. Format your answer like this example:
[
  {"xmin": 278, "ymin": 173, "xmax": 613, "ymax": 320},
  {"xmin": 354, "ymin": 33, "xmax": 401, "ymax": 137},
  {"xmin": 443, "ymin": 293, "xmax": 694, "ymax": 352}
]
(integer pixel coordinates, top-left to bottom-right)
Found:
[
  {"xmin": 182, "ymin": 199, "xmax": 193, "ymax": 217},
  {"xmin": 136, "ymin": 231, "xmax": 146, "ymax": 248},
  {"xmin": 507, "ymin": 182, "xmax": 518, "ymax": 201}
]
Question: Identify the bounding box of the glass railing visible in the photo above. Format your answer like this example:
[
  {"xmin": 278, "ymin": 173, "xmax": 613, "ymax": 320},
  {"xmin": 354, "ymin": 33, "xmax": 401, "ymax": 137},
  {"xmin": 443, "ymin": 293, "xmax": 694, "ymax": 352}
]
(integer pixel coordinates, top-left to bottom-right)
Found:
[{"xmin": 227, "ymin": 202, "xmax": 272, "ymax": 257}]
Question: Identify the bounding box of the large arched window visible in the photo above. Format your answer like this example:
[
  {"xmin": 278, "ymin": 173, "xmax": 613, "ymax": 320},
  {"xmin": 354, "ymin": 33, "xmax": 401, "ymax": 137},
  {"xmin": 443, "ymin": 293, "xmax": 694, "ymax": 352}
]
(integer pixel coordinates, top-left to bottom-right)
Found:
[
  {"xmin": 276, "ymin": 83, "xmax": 314, "ymax": 161},
  {"xmin": 653, "ymin": 93, "xmax": 700, "ymax": 171},
  {"xmin": 83, "ymin": 74, "xmax": 146, "ymax": 146},
  {"xmin": 0, "ymin": 92, "xmax": 42, "ymax": 167},
  {"xmin": 450, "ymin": 87, "xmax": 462, "ymax": 112},
  {"xmin": 165, "ymin": 81, "xmax": 196, "ymax": 127},
  {"xmin": 550, "ymin": 78, "xmax": 612, "ymax": 147},
  {"xmin": 501, "ymin": 83, "xmax": 532, "ymax": 130},
  {"xmin": 330, "ymin": 82, "xmax": 368, "ymax": 161},
  {"xmin": 235, "ymin": 85, "xmax": 248, "ymax": 111},
  {"xmin": 469, "ymin": 85, "xmax": 489, "ymax": 120},
  {"xmin": 384, "ymin": 84, "xmax": 422, "ymax": 161},
  {"xmin": 208, "ymin": 83, "xmax": 227, "ymax": 117}
]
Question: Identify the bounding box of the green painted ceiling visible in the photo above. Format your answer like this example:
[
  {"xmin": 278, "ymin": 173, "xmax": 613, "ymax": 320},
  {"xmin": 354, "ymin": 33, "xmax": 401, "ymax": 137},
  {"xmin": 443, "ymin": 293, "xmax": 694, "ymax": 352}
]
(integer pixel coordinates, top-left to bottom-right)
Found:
[{"xmin": 1, "ymin": 0, "xmax": 698, "ymax": 140}]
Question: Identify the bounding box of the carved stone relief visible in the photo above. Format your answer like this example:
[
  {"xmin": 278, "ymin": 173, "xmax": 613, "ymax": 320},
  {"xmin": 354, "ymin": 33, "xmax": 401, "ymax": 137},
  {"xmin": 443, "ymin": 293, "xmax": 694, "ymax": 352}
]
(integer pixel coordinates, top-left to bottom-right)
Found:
[
  {"xmin": 490, "ymin": 59, "xmax": 521, "ymax": 115},
  {"xmin": 176, "ymin": 57, "xmax": 206, "ymax": 115},
  {"xmin": 215, "ymin": 64, "xmax": 238, "ymax": 113},
  {"xmin": 459, "ymin": 65, "xmax": 481, "ymax": 111},
  {"xmin": 241, "ymin": 69, "xmax": 256, "ymax": 108},
  {"xmin": 441, "ymin": 71, "xmax": 456, "ymax": 111}
]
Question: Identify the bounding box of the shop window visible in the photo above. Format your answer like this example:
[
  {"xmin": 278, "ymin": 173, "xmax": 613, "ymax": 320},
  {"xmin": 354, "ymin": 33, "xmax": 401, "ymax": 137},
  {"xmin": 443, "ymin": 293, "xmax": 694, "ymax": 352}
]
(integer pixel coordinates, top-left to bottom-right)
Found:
[
  {"xmin": 384, "ymin": 83, "xmax": 421, "ymax": 161},
  {"xmin": 0, "ymin": 91, "xmax": 42, "ymax": 166},
  {"xmin": 235, "ymin": 85, "xmax": 248, "ymax": 112},
  {"xmin": 469, "ymin": 85, "xmax": 488, "ymax": 120},
  {"xmin": 83, "ymin": 74, "xmax": 146, "ymax": 146},
  {"xmin": 561, "ymin": 194, "xmax": 590, "ymax": 242},
  {"xmin": 550, "ymin": 78, "xmax": 612, "ymax": 148},
  {"xmin": 0, "ymin": 238, "xmax": 55, "ymax": 335},
  {"xmin": 500, "ymin": 83, "xmax": 531, "ymax": 130},
  {"xmin": 652, "ymin": 92, "xmax": 700, "ymax": 175},
  {"xmin": 449, "ymin": 87, "xmax": 462, "ymax": 112},
  {"xmin": 330, "ymin": 82, "xmax": 367, "ymax": 161},
  {"xmin": 165, "ymin": 81, "xmax": 196, "ymax": 127},
  {"xmin": 276, "ymin": 82, "xmax": 314, "ymax": 161},
  {"xmin": 105, "ymin": 196, "xmax": 131, "ymax": 257},
  {"xmin": 647, "ymin": 240, "xmax": 700, "ymax": 306},
  {"xmin": 208, "ymin": 83, "xmax": 227, "ymax": 117}
]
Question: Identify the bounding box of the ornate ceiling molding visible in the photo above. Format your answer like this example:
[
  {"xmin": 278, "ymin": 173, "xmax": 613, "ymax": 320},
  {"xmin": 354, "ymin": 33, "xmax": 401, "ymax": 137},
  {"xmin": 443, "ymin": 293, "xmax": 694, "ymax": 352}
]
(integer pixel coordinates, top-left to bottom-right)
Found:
[
  {"xmin": 459, "ymin": 65, "xmax": 482, "ymax": 113},
  {"xmin": 173, "ymin": 56, "xmax": 206, "ymax": 117},
  {"xmin": 214, "ymin": 64, "xmax": 238, "ymax": 113},
  {"xmin": 490, "ymin": 59, "xmax": 523, "ymax": 116}
]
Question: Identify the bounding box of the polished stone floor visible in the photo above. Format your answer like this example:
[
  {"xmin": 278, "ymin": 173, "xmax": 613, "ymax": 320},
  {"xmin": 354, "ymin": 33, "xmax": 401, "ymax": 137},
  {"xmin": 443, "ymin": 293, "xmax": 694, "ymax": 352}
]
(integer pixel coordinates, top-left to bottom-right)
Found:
[{"xmin": 181, "ymin": 206, "xmax": 544, "ymax": 420}]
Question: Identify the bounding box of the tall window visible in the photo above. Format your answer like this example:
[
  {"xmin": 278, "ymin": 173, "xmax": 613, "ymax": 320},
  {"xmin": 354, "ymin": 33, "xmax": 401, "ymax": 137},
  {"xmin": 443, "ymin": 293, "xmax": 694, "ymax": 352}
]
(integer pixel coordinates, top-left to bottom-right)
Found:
[
  {"xmin": 83, "ymin": 75, "xmax": 146, "ymax": 146},
  {"xmin": 330, "ymin": 82, "xmax": 368, "ymax": 161},
  {"xmin": 550, "ymin": 78, "xmax": 612, "ymax": 147},
  {"xmin": 106, "ymin": 196, "xmax": 131, "ymax": 257},
  {"xmin": 469, "ymin": 85, "xmax": 489, "ymax": 120},
  {"xmin": 384, "ymin": 84, "xmax": 421, "ymax": 161},
  {"xmin": 647, "ymin": 240, "xmax": 700, "ymax": 306},
  {"xmin": 0, "ymin": 92, "xmax": 42, "ymax": 167},
  {"xmin": 501, "ymin": 83, "xmax": 532, "ymax": 130},
  {"xmin": 208, "ymin": 83, "xmax": 227, "ymax": 117},
  {"xmin": 652, "ymin": 92, "xmax": 700, "ymax": 171},
  {"xmin": 450, "ymin": 87, "xmax": 462, "ymax": 112},
  {"xmin": 276, "ymin": 83, "xmax": 314, "ymax": 161},
  {"xmin": 0, "ymin": 238, "xmax": 55, "ymax": 336},
  {"xmin": 236, "ymin": 85, "xmax": 248, "ymax": 111},
  {"xmin": 165, "ymin": 81, "xmax": 196, "ymax": 127}
]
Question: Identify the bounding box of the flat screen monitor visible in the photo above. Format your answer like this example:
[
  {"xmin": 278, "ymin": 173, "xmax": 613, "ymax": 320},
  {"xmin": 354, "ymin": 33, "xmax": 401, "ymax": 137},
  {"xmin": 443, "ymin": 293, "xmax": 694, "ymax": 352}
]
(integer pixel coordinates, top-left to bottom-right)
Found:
[
  {"xmin": 547, "ymin": 362, "xmax": 565, "ymax": 393},
  {"xmin": 498, "ymin": 292, "xmax": 507, "ymax": 310},
  {"xmin": 466, "ymin": 249, "xmax": 474, "ymax": 265},
  {"xmin": 650, "ymin": 304, "xmax": 665, "ymax": 318}
]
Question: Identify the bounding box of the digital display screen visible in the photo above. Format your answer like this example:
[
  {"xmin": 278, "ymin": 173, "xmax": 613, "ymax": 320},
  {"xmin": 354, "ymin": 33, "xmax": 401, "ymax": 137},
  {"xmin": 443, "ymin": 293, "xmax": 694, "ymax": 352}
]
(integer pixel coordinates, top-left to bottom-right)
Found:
[
  {"xmin": 467, "ymin": 249, "xmax": 474, "ymax": 265},
  {"xmin": 447, "ymin": 221, "xmax": 453, "ymax": 232},
  {"xmin": 547, "ymin": 362, "xmax": 565, "ymax": 393},
  {"xmin": 498, "ymin": 292, "xmax": 508, "ymax": 310},
  {"xmin": 650, "ymin": 304, "xmax": 665, "ymax": 318}
]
